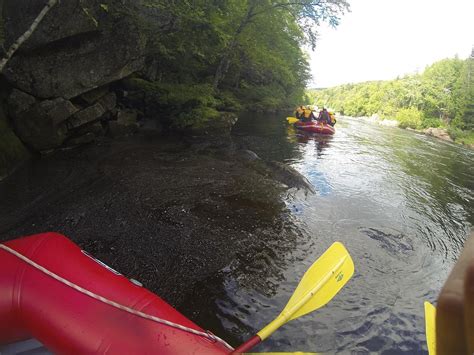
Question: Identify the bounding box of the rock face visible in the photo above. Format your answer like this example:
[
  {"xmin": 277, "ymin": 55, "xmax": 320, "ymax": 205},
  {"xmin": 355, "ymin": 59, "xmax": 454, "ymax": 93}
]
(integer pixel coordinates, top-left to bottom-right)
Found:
[
  {"xmin": 9, "ymin": 96, "xmax": 78, "ymax": 150},
  {"xmin": 0, "ymin": 103, "xmax": 29, "ymax": 180},
  {"xmin": 0, "ymin": 0, "xmax": 159, "ymax": 152},
  {"xmin": 2, "ymin": 0, "xmax": 147, "ymax": 99}
]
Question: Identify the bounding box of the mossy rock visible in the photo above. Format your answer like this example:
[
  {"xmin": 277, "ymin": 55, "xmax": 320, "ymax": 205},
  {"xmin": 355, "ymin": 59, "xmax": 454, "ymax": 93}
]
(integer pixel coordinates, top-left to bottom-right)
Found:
[{"xmin": 176, "ymin": 110, "xmax": 238, "ymax": 136}]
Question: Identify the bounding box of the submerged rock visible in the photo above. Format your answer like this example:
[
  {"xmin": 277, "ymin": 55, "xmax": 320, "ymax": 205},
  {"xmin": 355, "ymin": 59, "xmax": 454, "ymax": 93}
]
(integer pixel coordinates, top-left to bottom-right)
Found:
[{"xmin": 266, "ymin": 161, "xmax": 315, "ymax": 194}]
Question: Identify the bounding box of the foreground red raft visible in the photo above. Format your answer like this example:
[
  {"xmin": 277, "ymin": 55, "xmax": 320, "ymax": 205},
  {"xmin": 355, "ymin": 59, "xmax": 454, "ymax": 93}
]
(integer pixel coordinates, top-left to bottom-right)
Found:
[
  {"xmin": 294, "ymin": 120, "xmax": 335, "ymax": 135},
  {"xmin": 0, "ymin": 232, "xmax": 231, "ymax": 354}
]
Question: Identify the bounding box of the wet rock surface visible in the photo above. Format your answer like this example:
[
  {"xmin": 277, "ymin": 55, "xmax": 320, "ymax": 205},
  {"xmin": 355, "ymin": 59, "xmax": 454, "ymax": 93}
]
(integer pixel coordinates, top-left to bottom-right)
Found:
[{"xmin": 0, "ymin": 134, "xmax": 290, "ymax": 312}]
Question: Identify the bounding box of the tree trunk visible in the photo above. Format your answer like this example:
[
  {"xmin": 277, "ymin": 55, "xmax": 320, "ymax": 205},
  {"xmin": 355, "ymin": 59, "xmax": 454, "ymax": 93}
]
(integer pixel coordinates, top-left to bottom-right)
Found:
[
  {"xmin": 212, "ymin": 5, "xmax": 255, "ymax": 90},
  {"xmin": 0, "ymin": 0, "xmax": 59, "ymax": 73}
]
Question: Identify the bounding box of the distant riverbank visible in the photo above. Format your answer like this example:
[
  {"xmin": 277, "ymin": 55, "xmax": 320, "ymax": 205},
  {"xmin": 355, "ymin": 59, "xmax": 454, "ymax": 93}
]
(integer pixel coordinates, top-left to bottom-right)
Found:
[{"xmin": 341, "ymin": 114, "xmax": 474, "ymax": 149}]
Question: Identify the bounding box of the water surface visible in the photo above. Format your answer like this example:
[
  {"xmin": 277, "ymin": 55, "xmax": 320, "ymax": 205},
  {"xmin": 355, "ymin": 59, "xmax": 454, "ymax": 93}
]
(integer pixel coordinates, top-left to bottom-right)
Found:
[{"xmin": 201, "ymin": 113, "xmax": 474, "ymax": 353}]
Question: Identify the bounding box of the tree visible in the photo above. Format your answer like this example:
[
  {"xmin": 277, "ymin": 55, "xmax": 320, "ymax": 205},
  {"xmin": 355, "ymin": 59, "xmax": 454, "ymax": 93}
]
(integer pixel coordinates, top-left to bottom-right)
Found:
[
  {"xmin": 212, "ymin": 0, "xmax": 350, "ymax": 90},
  {"xmin": 0, "ymin": 0, "xmax": 59, "ymax": 73}
]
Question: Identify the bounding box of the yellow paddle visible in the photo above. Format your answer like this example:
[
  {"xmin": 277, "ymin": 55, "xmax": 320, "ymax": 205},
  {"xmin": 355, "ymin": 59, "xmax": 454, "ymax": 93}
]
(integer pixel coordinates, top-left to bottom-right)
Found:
[
  {"xmin": 232, "ymin": 242, "xmax": 355, "ymax": 354},
  {"xmin": 286, "ymin": 116, "xmax": 299, "ymax": 124},
  {"xmin": 424, "ymin": 301, "xmax": 436, "ymax": 355}
]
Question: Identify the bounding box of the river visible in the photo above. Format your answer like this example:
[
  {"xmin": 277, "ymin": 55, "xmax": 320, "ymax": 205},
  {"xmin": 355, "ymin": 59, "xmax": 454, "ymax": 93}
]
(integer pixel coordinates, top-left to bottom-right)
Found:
[
  {"xmin": 192, "ymin": 113, "xmax": 474, "ymax": 353},
  {"xmin": 0, "ymin": 112, "xmax": 473, "ymax": 353}
]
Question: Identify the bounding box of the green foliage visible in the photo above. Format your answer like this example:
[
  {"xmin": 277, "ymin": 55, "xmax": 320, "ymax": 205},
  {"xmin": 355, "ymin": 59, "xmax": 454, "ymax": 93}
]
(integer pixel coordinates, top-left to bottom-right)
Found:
[
  {"xmin": 215, "ymin": 91, "xmax": 242, "ymax": 112},
  {"xmin": 175, "ymin": 106, "xmax": 220, "ymax": 129},
  {"xmin": 127, "ymin": 0, "xmax": 348, "ymax": 122},
  {"xmin": 395, "ymin": 107, "xmax": 424, "ymax": 129},
  {"xmin": 447, "ymin": 127, "xmax": 474, "ymax": 145},
  {"xmin": 308, "ymin": 56, "xmax": 473, "ymax": 140}
]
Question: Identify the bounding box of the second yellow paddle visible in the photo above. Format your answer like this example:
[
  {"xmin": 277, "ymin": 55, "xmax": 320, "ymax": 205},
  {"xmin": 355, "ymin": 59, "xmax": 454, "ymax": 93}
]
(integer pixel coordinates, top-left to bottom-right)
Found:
[
  {"xmin": 232, "ymin": 242, "xmax": 355, "ymax": 353},
  {"xmin": 424, "ymin": 301, "xmax": 436, "ymax": 355}
]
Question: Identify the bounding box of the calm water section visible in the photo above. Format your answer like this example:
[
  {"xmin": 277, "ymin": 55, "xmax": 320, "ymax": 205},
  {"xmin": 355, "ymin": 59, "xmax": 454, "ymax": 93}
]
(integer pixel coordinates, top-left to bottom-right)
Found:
[{"xmin": 211, "ymin": 112, "xmax": 474, "ymax": 353}]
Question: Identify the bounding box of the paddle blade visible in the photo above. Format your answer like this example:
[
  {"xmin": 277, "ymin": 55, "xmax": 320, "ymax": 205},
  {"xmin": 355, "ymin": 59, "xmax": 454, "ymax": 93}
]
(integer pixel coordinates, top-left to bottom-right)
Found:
[
  {"xmin": 286, "ymin": 117, "xmax": 299, "ymax": 124},
  {"xmin": 283, "ymin": 242, "xmax": 354, "ymax": 321},
  {"xmin": 424, "ymin": 301, "xmax": 436, "ymax": 355}
]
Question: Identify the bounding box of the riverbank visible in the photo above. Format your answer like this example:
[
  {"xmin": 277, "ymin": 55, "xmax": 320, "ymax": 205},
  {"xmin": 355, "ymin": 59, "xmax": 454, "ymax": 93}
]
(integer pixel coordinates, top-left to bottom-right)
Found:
[{"xmin": 342, "ymin": 114, "xmax": 474, "ymax": 149}]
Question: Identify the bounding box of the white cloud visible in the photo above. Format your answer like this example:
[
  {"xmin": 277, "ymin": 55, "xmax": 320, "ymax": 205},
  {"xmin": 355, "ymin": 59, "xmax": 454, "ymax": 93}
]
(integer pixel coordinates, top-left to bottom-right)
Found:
[{"xmin": 310, "ymin": 0, "xmax": 474, "ymax": 88}]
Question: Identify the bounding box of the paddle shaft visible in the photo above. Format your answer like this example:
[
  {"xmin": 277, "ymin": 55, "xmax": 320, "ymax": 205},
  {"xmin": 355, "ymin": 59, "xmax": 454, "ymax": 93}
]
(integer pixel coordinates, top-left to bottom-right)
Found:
[
  {"xmin": 232, "ymin": 335, "xmax": 261, "ymax": 354},
  {"xmin": 232, "ymin": 257, "xmax": 347, "ymax": 353}
]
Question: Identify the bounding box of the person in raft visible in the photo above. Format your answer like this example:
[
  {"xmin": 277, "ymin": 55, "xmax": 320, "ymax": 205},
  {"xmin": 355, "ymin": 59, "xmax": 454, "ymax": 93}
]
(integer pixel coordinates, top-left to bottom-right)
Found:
[
  {"xmin": 295, "ymin": 105, "xmax": 304, "ymax": 120},
  {"xmin": 301, "ymin": 106, "xmax": 315, "ymax": 122},
  {"xmin": 317, "ymin": 108, "xmax": 331, "ymax": 124},
  {"xmin": 437, "ymin": 229, "xmax": 474, "ymax": 354}
]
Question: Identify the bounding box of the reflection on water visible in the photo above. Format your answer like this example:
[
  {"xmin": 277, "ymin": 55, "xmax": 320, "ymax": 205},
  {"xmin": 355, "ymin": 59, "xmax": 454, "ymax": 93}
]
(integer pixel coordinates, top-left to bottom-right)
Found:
[{"xmin": 215, "ymin": 113, "xmax": 474, "ymax": 353}]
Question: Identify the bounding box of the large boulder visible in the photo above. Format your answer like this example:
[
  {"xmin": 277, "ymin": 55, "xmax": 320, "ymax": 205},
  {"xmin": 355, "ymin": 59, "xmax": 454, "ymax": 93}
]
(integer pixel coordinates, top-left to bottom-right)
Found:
[
  {"xmin": 8, "ymin": 90, "xmax": 78, "ymax": 150},
  {"xmin": 2, "ymin": 0, "xmax": 148, "ymax": 99}
]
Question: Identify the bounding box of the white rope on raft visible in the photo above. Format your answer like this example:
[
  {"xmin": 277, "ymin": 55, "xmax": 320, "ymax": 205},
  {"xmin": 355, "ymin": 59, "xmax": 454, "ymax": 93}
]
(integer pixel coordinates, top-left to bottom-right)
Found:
[{"xmin": 0, "ymin": 244, "xmax": 234, "ymax": 352}]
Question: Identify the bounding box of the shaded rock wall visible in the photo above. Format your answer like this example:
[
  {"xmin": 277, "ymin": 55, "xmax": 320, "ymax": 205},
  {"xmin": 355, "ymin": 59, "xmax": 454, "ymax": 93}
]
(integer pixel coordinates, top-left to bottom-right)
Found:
[
  {"xmin": 3, "ymin": 0, "xmax": 146, "ymax": 99},
  {"xmin": 0, "ymin": 0, "xmax": 151, "ymax": 153},
  {"xmin": 0, "ymin": 101, "xmax": 29, "ymax": 179}
]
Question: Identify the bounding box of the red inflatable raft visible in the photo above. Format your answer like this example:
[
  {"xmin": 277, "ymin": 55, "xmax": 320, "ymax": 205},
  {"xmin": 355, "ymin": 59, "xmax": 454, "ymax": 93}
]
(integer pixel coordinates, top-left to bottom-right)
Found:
[
  {"xmin": 294, "ymin": 121, "xmax": 335, "ymax": 135},
  {"xmin": 0, "ymin": 232, "xmax": 232, "ymax": 354}
]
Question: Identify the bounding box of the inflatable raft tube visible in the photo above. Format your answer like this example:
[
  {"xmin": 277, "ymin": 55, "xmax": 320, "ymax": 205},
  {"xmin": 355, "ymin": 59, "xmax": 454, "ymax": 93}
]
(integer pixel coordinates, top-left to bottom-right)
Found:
[{"xmin": 0, "ymin": 232, "xmax": 231, "ymax": 354}]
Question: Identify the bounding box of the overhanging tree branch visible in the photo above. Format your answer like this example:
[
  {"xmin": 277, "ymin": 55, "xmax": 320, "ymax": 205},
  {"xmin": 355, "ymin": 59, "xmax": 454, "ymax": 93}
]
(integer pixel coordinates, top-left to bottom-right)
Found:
[
  {"xmin": 0, "ymin": 0, "xmax": 59, "ymax": 73},
  {"xmin": 212, "ymin": 0, "xmax": 349, "ymax": 90}
]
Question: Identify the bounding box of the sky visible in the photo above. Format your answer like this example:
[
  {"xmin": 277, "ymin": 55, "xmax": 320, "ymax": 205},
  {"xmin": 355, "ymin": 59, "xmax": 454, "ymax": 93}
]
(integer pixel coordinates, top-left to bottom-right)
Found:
[{"xmin": 310, "ymin": 0, "xmax": 474, "ymax": 88}]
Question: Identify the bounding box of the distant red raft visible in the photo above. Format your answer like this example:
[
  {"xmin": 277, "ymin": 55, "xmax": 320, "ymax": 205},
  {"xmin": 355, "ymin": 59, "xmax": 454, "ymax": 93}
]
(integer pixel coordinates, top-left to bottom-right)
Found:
[
  {"xmin": 294, "ymin": 121, "xmax": 335, "ymax": 135},
  {"xmin": 0, "ymin": 232, "xmax": 231, "ymax": 354}
]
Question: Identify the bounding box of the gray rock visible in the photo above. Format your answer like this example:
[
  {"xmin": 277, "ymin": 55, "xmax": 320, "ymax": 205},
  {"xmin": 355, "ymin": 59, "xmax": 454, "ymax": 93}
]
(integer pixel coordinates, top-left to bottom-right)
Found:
[
  {"xmin": 11, "ymin": 98, "xmax": 78, "ymax": 151},
  {"xmin": 3, "ymin": 1, "xmax": 147, "ymax": 99},
  {"xmin": 0, "ymin": 105, "xmax": 29, "ymax": 180},
  {"xmin": 267, "ymin": 161, "xmax": 315, "ymax": 194},
  {"xmin": 67, "ymin": 132, "xmax": 95, "ymax": 146},
  {"xmin": 3, "ymin": 0, "xmax": 103, "ymax": 51},
  {"xmin": 235, "ymin": 149, "xmax": 261, "ymax": 162},
  {"xmin": 76, "ymin": 122, "xmax": 105, "ymax": 137},
  {"xmin": 98, "ymin": 92, "xmax": 117, "ymax": 111},
  {"xmin": 107, "ymin": 110, "xmax": 138, "ymax": 137},
  {"xmin": 79, "ymin": 86, "xmax": 110, "ymax": 105},
  {"xmin": 67, "ymin": 102, "xmax": 106, "ymax": 130},
  {"xmin": 423, "ymin": 127, "xmax": 453, "ymax": 142},
  {"xmin": 7, "ymin": 89, "xmax": 36, "ymax": 117}
]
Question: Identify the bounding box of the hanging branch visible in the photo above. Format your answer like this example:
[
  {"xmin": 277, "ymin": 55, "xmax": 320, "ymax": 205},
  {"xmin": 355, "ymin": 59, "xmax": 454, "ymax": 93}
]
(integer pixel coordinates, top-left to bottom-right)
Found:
[{"xmin": 0, "ymin": 0, "xmax": 59, "ymax": 73}]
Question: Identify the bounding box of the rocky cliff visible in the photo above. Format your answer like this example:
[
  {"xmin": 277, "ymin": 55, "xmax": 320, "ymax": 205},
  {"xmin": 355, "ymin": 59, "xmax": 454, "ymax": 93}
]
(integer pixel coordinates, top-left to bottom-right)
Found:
[
  {"xmin": 0, "ymin": 0, "xmax": 238, "ymax": 179},
  {"xmin": 0, "ymin": 0, "xmax": 157, "ymax": 177}
]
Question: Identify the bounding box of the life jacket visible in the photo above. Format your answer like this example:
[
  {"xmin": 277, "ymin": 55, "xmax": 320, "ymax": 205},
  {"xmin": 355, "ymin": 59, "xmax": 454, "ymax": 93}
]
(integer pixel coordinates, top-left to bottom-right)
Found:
[
  {"xmin": 295, "ymin": 106, "xmax": 304, "ymax": 118},
  {"xmin": 303, "ymin": 109, "xmax": 312, "ymax": 119}
]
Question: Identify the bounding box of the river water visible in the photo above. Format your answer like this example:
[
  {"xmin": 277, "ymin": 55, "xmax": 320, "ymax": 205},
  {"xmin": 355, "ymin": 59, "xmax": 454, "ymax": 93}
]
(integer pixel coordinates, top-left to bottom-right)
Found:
[
  {"xmin": 1, "ymin": 112, "xmax": 473, "ymax": 354},
  {"xmin": 199, "ymin": 113, "xmax": 474, "ymax": 353}
]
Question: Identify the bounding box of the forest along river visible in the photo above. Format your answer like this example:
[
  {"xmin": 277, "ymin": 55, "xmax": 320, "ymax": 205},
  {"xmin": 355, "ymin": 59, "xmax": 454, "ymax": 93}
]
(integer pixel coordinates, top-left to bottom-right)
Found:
[
  {"xmin": 192, "ymin": 113, "xmax": 474, "ymax": 353},
  {"xmin": 0, "ymin": 112, "xmax": 472, "ymax": 353}
]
